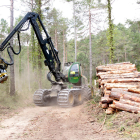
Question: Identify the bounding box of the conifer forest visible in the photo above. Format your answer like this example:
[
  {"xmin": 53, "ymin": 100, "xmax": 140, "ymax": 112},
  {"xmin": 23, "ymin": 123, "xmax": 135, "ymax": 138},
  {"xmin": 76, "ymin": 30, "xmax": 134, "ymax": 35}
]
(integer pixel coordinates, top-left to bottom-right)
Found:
[
  {"xmin": 1, "ymin": 0, "xmax": 140, "ymax": 140},
  {"xmin": 0, "ymin": 0, "xmax": 139, "ymax": 96}
]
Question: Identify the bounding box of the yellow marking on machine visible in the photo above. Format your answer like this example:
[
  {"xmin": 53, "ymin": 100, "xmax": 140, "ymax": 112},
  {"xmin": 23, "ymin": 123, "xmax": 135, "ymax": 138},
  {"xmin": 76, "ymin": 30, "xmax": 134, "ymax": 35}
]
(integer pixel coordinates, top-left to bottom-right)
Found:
[
  {"xmin": 70, "ymin": 71, "xmax": 75, "ymax": 74},
  {"xmin": 74, "ymin": 77, "xmax": 78, "ymax": 79}
]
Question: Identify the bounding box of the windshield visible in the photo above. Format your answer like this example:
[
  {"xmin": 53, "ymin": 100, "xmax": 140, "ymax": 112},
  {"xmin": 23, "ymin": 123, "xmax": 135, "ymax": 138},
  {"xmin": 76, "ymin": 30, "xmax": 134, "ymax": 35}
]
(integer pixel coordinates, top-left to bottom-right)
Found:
[{"xmin": 69, "ymin": 64, "xmax": 79, "ymax": 77}]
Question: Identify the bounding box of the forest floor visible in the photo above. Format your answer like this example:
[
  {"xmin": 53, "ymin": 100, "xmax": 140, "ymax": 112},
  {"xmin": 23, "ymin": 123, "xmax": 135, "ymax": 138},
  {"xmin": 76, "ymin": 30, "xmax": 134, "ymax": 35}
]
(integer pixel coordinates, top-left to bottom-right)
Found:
[{"xmin": 0, "ymin": 97, "xmax": 140, "ymax": 140}]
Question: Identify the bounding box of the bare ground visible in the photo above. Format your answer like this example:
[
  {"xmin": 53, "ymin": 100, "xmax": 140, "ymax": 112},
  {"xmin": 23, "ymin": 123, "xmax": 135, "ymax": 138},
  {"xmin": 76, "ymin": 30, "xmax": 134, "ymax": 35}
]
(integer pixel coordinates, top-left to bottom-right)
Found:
[{"xmin": 0, "ymin": 100, "xmax": 127, "ymax": 140}]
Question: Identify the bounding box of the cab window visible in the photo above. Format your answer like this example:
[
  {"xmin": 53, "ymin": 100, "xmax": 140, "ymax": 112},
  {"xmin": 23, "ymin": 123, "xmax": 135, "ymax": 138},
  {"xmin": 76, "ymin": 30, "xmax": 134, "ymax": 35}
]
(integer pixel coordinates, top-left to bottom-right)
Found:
[{"xmin": 69, "ymin": 64, "xmax": 79, "ymax": 77}]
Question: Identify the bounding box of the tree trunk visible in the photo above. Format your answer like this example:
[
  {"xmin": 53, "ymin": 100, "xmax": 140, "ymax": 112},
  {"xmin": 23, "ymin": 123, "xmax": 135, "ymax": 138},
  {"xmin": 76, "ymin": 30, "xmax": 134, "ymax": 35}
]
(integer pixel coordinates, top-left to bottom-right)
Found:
[
  {"xmin": 73, "ymin": 0, "xmax": 77, "ymax": 62},
  {"xmin": 27, "ymin": 44, "xmax": 30, "ymax": 90},
  {"xmin": 55, "ymin": 29, "xmax": 58, "ymax": 50},
  {"xmin": 105, "ymin": 83, "xmax": 138, "ymax": 90},
  {"xmin": 106, "ymin": 107, "xmax": 115, "ymax": 114},
  {"xmin": 99, "ymin": 72, "xmax": 140, "ymax": 80},
  {"xmin": 110, "ymin": 100, "xmax": 140, "ymax": 113},
  {"xmin": 101, "ymin": 96, "xmax": 113, "ymax": 104},
  {"xmin": 36, "ymin": 0, "xmax": 42, "ymax": 88},
  {"xmin": 10, "ymin": 0, "xmax": 15, "ymax": 96},
  {"xmin": 102, "ymin": 103, "xmax": 108, "ymax": 109},
  {"xmin": 65, "ymin": 45, "xmax": 67, "ymax": 63},
  {"xmin": 31, "ymin": 0, "xmax": 36, "ymax": 69},
  {"xmin": 96, "ymin": 65, "xmax": 136, "ymax": 73},
  {"xmin": 109, "ymin": 91, "xmax": 140, "ymax": 102},
  {"xmin": 128, "ymin": 88, "xmax": 140, "ymax": 94},
  {"xmin": 97, "ymin": 70, "xmax": 136, "ymax": 76},
  {"xmin": 89, "ymin": 6, "xmax": 92, "ymax": 87},
  {"xmin": 107, "ymin": 0, "xmax": 114, "ymax": 63},
  {"xmin": 120, "ymin": 98, "xmax": 140, "ymax": 108},
  {"xmin": 62, "ymin": 30, "xmax": 65, "ymax": 70},
  {"xmin": 111, "ymin": 88, "xmax": 128, "ymax": 92},
  {"xmin": 101, "ymin": 78, "xmax": 140, "ymax": 84},
  {"xmin": 111, "ymin": 90, "xmax": 140, "ymax": 98}
]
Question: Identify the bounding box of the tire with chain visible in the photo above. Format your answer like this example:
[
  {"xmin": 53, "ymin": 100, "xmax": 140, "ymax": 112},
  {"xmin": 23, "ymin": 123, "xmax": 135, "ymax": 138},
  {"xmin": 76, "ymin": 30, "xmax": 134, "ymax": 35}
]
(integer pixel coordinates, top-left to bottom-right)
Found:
[
  {"xmin": 33, "ymin": 89, "xmax": 51, "ymax": 106},
  {"xmin": 82, "ymin": 86, "xmax": 92, "ymax": 101},
  {"xmin": 57, "ymin": 89, "xmax": 84, "ymax": 107},
  {"xmin": 74, "ymin": 92, "xmax": 83, "ymax": 105}
]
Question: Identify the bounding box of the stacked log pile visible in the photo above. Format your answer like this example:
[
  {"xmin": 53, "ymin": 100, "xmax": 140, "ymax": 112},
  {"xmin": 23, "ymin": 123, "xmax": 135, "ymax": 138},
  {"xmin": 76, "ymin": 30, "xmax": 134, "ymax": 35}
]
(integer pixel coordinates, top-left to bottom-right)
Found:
[{"xmin": 96, "ymin": 62, "xmax": 140, "ymax": 114}]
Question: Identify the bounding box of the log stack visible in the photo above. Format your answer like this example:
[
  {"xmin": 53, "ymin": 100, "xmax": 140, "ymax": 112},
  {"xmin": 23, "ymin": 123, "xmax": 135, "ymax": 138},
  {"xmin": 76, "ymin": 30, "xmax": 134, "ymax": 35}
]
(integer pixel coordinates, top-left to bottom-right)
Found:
[{"xmin": 96, "ymin": 62, "xmax": 140, "ymax": 114}]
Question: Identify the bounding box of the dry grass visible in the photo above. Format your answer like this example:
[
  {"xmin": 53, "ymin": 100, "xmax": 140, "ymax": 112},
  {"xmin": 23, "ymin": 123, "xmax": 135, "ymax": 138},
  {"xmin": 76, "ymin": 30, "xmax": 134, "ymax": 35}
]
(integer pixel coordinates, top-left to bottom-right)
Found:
[{"xmin": 0, "ymin": 87, "xmax": 35, "ymax": 116}]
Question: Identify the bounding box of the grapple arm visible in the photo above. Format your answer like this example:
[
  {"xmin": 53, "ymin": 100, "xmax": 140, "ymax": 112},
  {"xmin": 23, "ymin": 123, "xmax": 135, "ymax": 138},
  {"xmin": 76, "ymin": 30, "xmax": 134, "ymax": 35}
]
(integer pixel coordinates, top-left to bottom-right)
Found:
[{"xmin": 0, "ymin": 12, "xmax": 65, "ymax": 83}]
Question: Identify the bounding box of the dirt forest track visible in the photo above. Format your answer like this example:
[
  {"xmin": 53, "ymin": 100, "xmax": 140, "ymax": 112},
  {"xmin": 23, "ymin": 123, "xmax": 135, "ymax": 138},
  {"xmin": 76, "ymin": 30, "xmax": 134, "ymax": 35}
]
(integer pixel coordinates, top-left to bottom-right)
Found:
[{"xmin": 0, "ymin": 101, "xmax": 126, "ymax": 140}]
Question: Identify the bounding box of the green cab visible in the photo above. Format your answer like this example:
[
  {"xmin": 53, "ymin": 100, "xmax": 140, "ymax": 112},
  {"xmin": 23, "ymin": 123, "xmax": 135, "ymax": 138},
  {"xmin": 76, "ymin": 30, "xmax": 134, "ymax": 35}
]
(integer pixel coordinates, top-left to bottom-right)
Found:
[{"xmin": 68, "ymin": 62, "xmax": 82, "ymax": 84}]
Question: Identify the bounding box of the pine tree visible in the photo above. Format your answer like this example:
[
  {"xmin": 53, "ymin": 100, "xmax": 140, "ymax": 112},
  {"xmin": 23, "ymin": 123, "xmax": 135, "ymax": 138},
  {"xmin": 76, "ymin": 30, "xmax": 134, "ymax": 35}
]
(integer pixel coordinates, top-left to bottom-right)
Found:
[
  {"xmin": 107, "ymin": 0, "xmax": 114, "ymax": 63},
  {"xmin": 10, "ymin": 0, "xmax": 15, "ymax": 96}
]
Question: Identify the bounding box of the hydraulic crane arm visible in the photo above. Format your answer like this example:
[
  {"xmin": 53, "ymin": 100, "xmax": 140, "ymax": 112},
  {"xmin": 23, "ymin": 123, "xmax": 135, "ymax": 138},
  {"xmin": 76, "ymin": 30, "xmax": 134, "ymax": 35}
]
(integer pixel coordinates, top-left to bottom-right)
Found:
[{"xmin": 0, "ymin": 12, "xmax": 65, "ymax": 82}]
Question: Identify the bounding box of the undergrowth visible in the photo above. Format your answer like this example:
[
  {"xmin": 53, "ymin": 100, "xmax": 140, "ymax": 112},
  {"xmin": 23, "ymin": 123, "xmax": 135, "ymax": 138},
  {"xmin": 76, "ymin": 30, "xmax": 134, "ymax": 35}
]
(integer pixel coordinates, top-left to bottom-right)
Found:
[{"xmin": 0, "ymin": 89, "xmax": 35, "ymax": 115}]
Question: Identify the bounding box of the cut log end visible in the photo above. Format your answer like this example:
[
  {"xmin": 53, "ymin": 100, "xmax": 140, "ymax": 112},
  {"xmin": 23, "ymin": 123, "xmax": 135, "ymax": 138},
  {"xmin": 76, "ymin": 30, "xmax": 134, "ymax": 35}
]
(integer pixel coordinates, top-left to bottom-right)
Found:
[
  {"xmin": 106, "ymin": 107, "xmax": 115, "ymax": 115},
  {"xmin": 97, "ymin": 62, "xmax": 140, "ymax": 114},
  {"xmin": 102, "ymin": 103, "xmax": 108, "ymax": 109}
]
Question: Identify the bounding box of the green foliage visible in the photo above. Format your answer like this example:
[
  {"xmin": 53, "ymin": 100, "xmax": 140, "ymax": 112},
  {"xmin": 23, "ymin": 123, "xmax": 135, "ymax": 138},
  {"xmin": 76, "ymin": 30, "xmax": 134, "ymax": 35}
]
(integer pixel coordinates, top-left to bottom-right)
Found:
[
  {"xmin": 15, "ymin": 16, "xmax": 23, "ymax": 27},
  {"xmin": 0, "ymin": 19, "xmax": 8, "ymax": 34},
  {"xmin": 1, "ymin": 0, "xmax": 140, "ymax": 108},
  {"xmin": 136, "ymin": 64, "xmax": 140, "ymax": 71}
]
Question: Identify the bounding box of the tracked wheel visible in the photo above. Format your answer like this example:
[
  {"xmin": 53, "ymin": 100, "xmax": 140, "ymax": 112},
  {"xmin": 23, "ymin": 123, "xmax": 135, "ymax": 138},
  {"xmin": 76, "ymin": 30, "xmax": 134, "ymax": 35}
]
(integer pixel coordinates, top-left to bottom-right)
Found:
[
  {"xmin": 33, "ymin": 89, "xmax": 51, "ymax": 106},
  {"xmin": 78, "ymin": 93, "xmax": 82, "ymax": 103},
  {"xmin": 57, "ymin": 89, "xmax": 75, "ymax": 107},
  {"xmin": 82, "ymin": 86, "xmax": 92, "ymax": 101},
  {"xmin": 68, "ymin": 92, "xmax": 74, "ymax": 106},
  {"xmin": 74, "ymin": 92, "xmax": 83, "ymax": 105}
]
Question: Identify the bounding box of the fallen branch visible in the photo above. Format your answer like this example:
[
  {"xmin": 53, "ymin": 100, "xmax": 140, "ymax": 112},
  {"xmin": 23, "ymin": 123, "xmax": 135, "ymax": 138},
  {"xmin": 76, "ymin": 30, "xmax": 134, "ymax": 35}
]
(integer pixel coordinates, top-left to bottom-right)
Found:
[{"xmin": 93, "ymin": 111, "xmax": 106, "ymax": 134}]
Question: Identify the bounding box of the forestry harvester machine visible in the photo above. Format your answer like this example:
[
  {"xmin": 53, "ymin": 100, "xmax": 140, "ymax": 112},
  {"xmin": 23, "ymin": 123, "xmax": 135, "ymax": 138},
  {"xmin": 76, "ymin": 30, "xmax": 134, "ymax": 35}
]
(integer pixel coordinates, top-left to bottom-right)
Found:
[{"xmin": 0, "ymin": 12, "xmax": 93, "ymax": 107}]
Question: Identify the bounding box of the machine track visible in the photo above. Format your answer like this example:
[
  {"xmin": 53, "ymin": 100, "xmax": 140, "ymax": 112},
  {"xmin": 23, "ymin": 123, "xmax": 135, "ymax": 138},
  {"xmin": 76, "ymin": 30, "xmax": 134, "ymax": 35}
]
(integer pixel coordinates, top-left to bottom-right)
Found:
[
  {"xmin": 57, "ymin": 88, "xmax": 82, "ymax": 107},
  {"xmin": 82, "ymin": 86, "xmax": 92, "ymax": 101},
  {"xmin": 33, "ymin": 86, "xmax": 92, "ymax": 107},
  {"xmin": 33, "ymin": 89, "xmax": 51, "ymax": 106}
]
